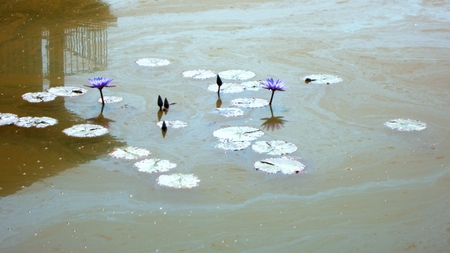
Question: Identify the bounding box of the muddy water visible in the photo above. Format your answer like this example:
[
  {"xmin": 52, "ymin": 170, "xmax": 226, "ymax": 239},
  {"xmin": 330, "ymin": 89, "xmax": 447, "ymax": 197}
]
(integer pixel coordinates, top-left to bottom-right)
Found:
[{"xmin": 1, "ymin": 0, "xmax": 450, "ymax": 252}]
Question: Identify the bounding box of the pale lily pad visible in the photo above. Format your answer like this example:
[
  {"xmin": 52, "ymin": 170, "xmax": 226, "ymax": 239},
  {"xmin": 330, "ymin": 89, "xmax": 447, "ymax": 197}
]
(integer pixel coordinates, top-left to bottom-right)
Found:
[
  {"xmin": 230, "ymin": 98, "xmax": 269, "ymax": 108},
  {"xmin": 156, "ymin": 120, "xmax": 187, "ymax": 128},
  {"xmin": 302, "ymin": 74, "xmax": 343, "ymax": 85},
  {"xmin": 241, "ymin": 81, "xmax": 261, "ymax": 91},
  {"xmin": 135, "ymin": 58, "xmax": 171, "ymax": 67},
  {"xmin": 207, "ymin": 83, "xmax": 245, "ymax": 93},
  {"xmin": 14, "ymin": 116, "xmax": 58, "ymax": 128},
  {"xmin": 157, "ymin": 173, "xmax": 200, "ymax": 189},
  {"xmin": 218, "ymin": 70, "xmax": 256, "ymax": 80},
  {"xmin": 215, "ymin": 108, "xmax": 244, "ymax": 117},
  {"xmin": 134, "ymin": 159, "xmax": 177, "ymax": 173},
  {"xmin": 47, "ymin": 86, "xmax": 87, "ymax": 97},
  {"xmin": 182, "ymin": 69, "xmax": 216, "ymax": 79},
  {"xmin": 0, "ymin": 113, "xmax": 18, "ymax": 126},
  {"xmin": 384, "ymin": 118, "xmax": 427, "ymax": 132},
  {"xmin": 63, "ymin": 124, "xmax": 108, "ymax": 137},
  {"xmin": 254, "ymin": 157, "xmax": 305, "ymax": 174},
  {"xmin": 215, "ymin": 140, "xmax": 251, "ymax": 151},
  {"xmin": 109, "ymin": 146, "xmax": 151, "ymax": 160},
  {"xmin": 252, "ymin": 140, "xmax": 298, "ymax": 155},
  {"xmin": 213, "ymin": 126, "xmax": 264, "ymax": 142},
  {"xmin": 97, "ymin": 96, "xmax": 123, "ymax": 104},
  {"xmin": 22, "ymin": 92, "xmax": 57, "ymax": 103}
]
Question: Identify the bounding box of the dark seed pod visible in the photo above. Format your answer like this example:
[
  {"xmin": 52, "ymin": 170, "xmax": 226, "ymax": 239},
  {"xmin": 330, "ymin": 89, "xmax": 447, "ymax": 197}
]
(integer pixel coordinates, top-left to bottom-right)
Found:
[
  {"xmin": 161, "ymin": 121, "xmax": 167, "ymax": 131},
  {"xmin": 157, "ymin": 95, "xmax": 163, "ymax": 110},
  {"xmin": 164, "ymin": 98, "xmax": 169, "ymax": 110}
]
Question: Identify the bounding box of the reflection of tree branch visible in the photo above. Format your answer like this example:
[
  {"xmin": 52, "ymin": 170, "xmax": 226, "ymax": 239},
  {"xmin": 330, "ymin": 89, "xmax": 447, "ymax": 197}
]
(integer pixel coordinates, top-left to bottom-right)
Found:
[{"xmin": 260, "ymin": 105, "xmax": 287, "ymax": 131}]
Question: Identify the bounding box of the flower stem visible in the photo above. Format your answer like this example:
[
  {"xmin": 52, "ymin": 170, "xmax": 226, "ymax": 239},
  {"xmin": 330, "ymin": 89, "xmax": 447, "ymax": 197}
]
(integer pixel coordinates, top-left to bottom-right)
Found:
[
  {"xmin": 99, "ymin": 88, "xmax": 105, "ymax": 105},
  {"xmin": 268, "ymin": 90, "xmax": 275, "ymax": 105}
]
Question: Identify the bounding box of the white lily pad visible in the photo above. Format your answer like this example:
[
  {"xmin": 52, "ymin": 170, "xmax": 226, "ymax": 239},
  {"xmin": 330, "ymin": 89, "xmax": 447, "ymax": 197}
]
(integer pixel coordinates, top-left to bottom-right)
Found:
[
  {"xmin": 215, "ymin": 140, "xmax": 251, "ymax": 151},
  {"xmin": 230, "ymin": 98, "xmax": 269, "ymax": 108},
  {"xmin": 213, "ymin": 126, "xmax": 264, "ymax": 142},
  {"xmin": 0, "ymin": 113, "xmax": 19, "ymax": 126},
  {"xmin": 241, "ymin": 81, "xmax": 261, "ymax": 91},
  {"xmin": 22, "ymin": 92, "xmax": 57, "ymax": 103},
  {"xmin": 218, "ymin": 70, "xmax": 256, "ymax": 80},
  {"xmin": 14, "ymin": 116, "xmax": 58, "ymax": 128},
  {"xmin": 135, "ymin": 58, "xmax": 171, "ymax": 67},
  {"xmin": 62, "ymin": 124, "xmax": 108, "ymax": 137},
  {"xmin": 302, "ymin": 74, "xmax": 343, "ymax": 85},
  {"xmin": 97, "ymin": 96, "xmax": 123, "ymax": 104},
  {"xmin": 109, "ymin": 146, "xmax": 151, "ymax": 160},
  {"xmin": 134, "ymin": 159, "xmax": 177, "ymax": 173},
  {"xmin": 156, "ymin": 120, "xmax": 187, "ymax": 129},
  {"xmin": 254, "ymin": 157, "xmax": 305, "ymax": 174},
  {"xmin": 182, "ymin": 69, "xmax": 216, "ymax": 79},
  {"xmin": 252, "ymin": 140, "xmax": 298, "ymax": 155},
  {"xmin": 207, "ymin": 83, "xmax": 245, "ymax": 93},
  {"xmin": 47, "ymin": 86, "xmax": 87, "ymax": 97},
  {"xmin": 157, "ymin": 173, "xmax": 200, "ymax": 189},
  {"xmin": 215, "ymin": 108, "xmax": 244, "ymax": 117},
  {"xmin": 384, "ymin": 118, "xmax": 427, "ymax": 132}
]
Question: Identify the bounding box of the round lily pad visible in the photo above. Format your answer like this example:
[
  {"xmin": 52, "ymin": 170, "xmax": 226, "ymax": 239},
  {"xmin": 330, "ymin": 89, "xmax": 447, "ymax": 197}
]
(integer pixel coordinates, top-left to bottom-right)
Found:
[
  {"xmin": 47, "ymin": 86, "xmax": 87, "ymax": 97},
  {"xmin": 109, "ymin": 146, "xmax": 151, "ymax": 159},
  {"xmin": 215, "ymin": 140, "xmax": 252, "ymax": 151},
  {"xmin": 213, "ymin": 126, "xmax": 264, "ymax": 142},
  {"xmin": 135, "ymin": 58, "xmax": 171, "ymax": 67},
  {"xmin": 22, "ymin": 92, "xmax": 57, "ymax": 103},
  {"xmin": 156, "ymin": 120, "xmax": 187, "ymax": 129},
  {"xmin": 157, "ymin": 173, "xmax": 200, "ymax": 189},
  {"xmin": 302, "ymin": 74, "xmax": 343, "ymax": 85},
  {"xmin": 241, "ymin": 81, "xmax": 261, "ymax": 91},
  {"xmin": 134, "ymin": 159, "xmax": 177, "ymax": 173},
  {"xmin": 230, "ymin": 98, "xmax": 269, "ymax": 108},
  {"xmin": 384, "ymin": 118, "xmax": 427, "ymax": 132},
  {"xmin": 207, "ymin": 83, "xmax": 245, "ymax": 93},
  {"xmin": 182, "ymin": 69, "xmax": 216, "ymax": 79},
  {"xmin": 252, "ymin": 140, "xmax": 298, "ymax": 155},
  {"xmin": 14, "ymin": 116, "xmax": 58, "ymax": 128},
  {"xmin": 97, "ymin": 96, "xmax": 123, "ymax": 104},
  {"xmin": 254, "ymin": 157, "xmax": 305, "ymax": 174},
  {"xmin": 62, "ymin": 124, "xmax": 108, "ymax": 137},
  {"xmin": 215, "ymin": 108, "xmax": 244, "ymax": 117},
  {"xmin": 218, "ymin": 70, "xmax": 256, "ymax": 80},
  {"xmin": 0, "ymin": 113, "xmax": 19, "ymax": 126}
]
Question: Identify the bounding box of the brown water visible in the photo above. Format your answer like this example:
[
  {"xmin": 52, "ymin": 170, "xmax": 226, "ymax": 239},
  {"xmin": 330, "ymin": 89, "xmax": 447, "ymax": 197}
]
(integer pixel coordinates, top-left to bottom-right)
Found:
[{"xmin": 1, "ymin": 0, "xmax": 450, "ymax": 252}]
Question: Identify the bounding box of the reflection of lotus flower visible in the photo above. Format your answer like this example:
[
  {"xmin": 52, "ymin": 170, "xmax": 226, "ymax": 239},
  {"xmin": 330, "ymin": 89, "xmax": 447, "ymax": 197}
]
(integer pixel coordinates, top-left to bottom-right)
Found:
[
  {"xmin": 84, "ymin": 77, "xmax": 115, "ymax": 105},
  {"xmin": 261, "ymin": 78, "xmax": 286, "ymax": 105},
  {"xmin": 87, "ymin": 106, "xmax": 115, "ymax": 128},
  {"xmin": 261, "ymin": 105, "xmax": 287, "ymax": 131}
]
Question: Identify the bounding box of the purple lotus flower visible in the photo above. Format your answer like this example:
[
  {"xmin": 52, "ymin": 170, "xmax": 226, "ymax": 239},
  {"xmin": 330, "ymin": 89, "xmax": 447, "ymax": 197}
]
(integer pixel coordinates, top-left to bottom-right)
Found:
[
  {"xmin": 84, "ymin": 77, "xmax": 115, "ymax": 105},
  {"xmin": 261, "ymin": 78, "xmax": 286, "ymax": 105}
]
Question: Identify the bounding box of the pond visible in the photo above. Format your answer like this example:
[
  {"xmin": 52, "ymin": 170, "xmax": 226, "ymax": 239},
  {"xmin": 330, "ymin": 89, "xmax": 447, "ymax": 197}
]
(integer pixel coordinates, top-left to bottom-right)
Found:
[{"xmin": 1, "ymin": 0, "xmax": 450, "ymax": 252}]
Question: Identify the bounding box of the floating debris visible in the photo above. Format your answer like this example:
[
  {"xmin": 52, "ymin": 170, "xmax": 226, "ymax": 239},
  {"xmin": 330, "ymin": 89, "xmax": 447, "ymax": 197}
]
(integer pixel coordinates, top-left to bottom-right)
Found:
[
  {"xmin": 135, "ymin": 58, "xmax": 171, "ymax": 67},
  {"xmin": 62, "ymin": 124, "xmax": 108, "ymax": 137},
  {"xmin": 134, "ymin": 159, "xmax": 177, "ymax": 173},
  {"xmin": 0, "ymin": 113, "xmax": 19, "ymax": 126},
  {"xmin": 182, "ymin": 69, "xmax": 216, "ymax": 79},
  {"xmin": 252, "ymin": 140, "xmax": 297, "ymax": 155},
  {"xmin": 156, "ymin": 120, "xmax": 187, "ymax": 129},
  {"xmin": 109, "ymin": 146, "xmax": 151, "ymax": 160},
  {"xmin": 302, "ymin": 74, "xmax": 343, "ymax": 85},
  {"xmin": 215, "ymin": 140, "xmax": 252, "ymax": 151},
  {"xmin": 215, "ymin": 108, "xmax": 244, "ymax": 117},
  {"xmin": 14, "ymin": 116, "xmax": 58, "ymax": 128},
  {"xmin": 384, "ymin": 118, "xmax": 427, "ymax": 132},
  {"xmin": 218, "ymin": 69, "xmax": 256, "ymax": 80},
  {"xmin": 22, "ymin": 92, "xmax": 57, "ymax": 103},
  {"xmin": 254, "ymin": 156, "xmax": 305, "ymax": 174},
  {"xmin": 97, "ymin": 96, "xmax": 123, "ymax": 104},
  {"xmin": 230, "ymin": 98, "xmax": 269, "ymax": 108},
  {"xmin": 213, "ymin": 126, "xmax": 264, "ymax": 142},
  {"xmin": 241, "ymin": 81, "xmax": 261, "ymax": 91},
  {"xmin": 157, "ymin": 173, "xmax": 200, "ymax": 189},
  {"xmin": 207, "ymin": 83, "xmax": 245, "ymax": 94},
  {"xmin": 47, "ymin": 86, "xmax": 87, "ymax": 97}
]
